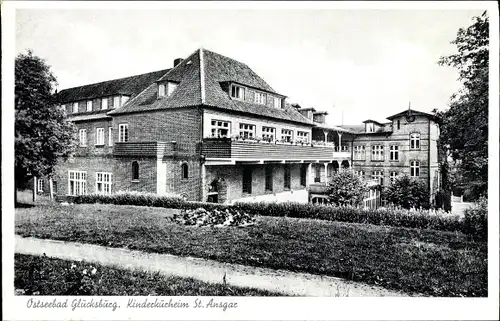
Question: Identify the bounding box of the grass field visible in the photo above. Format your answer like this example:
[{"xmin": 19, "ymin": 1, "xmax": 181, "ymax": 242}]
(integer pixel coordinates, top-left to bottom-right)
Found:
[
  {"xmin": 15, "ymin": 203, "xmax": 488, "ymax": 297},
  {"xmin": 15, "ymin": 254, "xmax": 280, "ymax": 296}
]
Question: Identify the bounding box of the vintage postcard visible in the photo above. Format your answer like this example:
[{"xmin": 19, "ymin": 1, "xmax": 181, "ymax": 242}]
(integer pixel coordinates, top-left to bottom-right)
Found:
[{"xmin": 2, "ymin": 1, "xmax": 499, "ymax": 320}]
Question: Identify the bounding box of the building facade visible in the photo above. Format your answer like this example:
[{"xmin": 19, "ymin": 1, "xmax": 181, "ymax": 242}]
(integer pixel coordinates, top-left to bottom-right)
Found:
[{"xmin": 53, "ymin": 48, "xmax": 439, "ymax": 205}]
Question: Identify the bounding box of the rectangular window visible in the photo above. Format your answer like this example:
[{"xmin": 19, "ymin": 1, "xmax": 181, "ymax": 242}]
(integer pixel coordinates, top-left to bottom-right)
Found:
[
  {"xmin": 355, "ymin": 170, "xmax": 365, "ymax": 178},
  {"xmin": 254, "ymin": 91, "xmax": 266, "ymax": 105},
  {"xmin": 410, "ymin": 161, "xmax": 420, "ymax": 177},
  {"xmin": 354, "ymin": 145, "xmax": 366, "ymax": 160},
  {"xmin": 265, "ymin": 166, "xmax": 273, "ymax": 191},
  {"xmin": 274, "ymin": 97, "xmax": 281, "ymax": 108},
  {"xmin": 314, "ymin": 165, "xmax": 321, "ymax": 183},
  {"xmin": 262, "ymin": 126, "xmax": 275, "ymax": 141},
  {"xmin": 242, "ymin": 166, "xmax": 252, "ymax": 194},
  {"xmin": 390, "ymin": 171, "xmax": 398, "ymax": 183},
  {"xmin": 284, "ymin": 164, "xmax": 291, "ymax": 189},
  {"xmin": 101, "ymin": 98, "xmax": 108, "ymax": 110},
  {"xmin": 390, "ymin": 145, "xmax": 399, "ymax": 161},
  {"xmin": 397, "ymin": 119, "xmax": 400, "ymax": 130},
  {"xmin": 78, "ymin": 129, "xmax": 87, "ymax": 146},
  {"xmin": 118, "ymin": 124, "xmax": 129, "ymax": 142},
  {"xmin": 108, "ymin": 127, "xmax": 113, "ymax": 146},
  {"xmin": 210, "ymin": 120, "xmax": 230, "ymax": 138},
  {"xmin": 96, "ymin": 128, "xmax": 104, "ymax": 145},
  {"xmin": 366, "ymin": 123, "xmax": 374, "ymax": 133},
  {"xmin": 37, "ymin": 179, "xmax": 44, "ymax": 192},
  {"xmin": 96, "ymin": 172, "xmax": 112, "ymax": 195},
  {"xmin": 86, "ymin": 100, "xmax": 93, "ymax": 112},
  {"xmin": 158, "ymin": 84, "xmax": 166, "ymax": 97},
  {"xmin": 296, "ymin": 131, "xmax": 309, "ymax": 143},
  {"xmin": 73, "ymin": 102, "xmax": 79, "ymax": 114},
  {"xmin": 122, "ymin": 96, "xmax": 130, "ymax": 105},
  {"xmin": 372, "ymin": 171, "xmax": 384, "ymax": 185},
  {"xmin": 239, "ymin": 123, "xmax": 255, "ymax": 139},
  {"xmin": 410, "ymin": 133, "xmax": 421, "ymax": 149},
  {"xmin": 281, "ymin": 129, "xmax": 293, "ymax": 142},
  {"xmin": 300, "ymin": 164, "xmax": 307, "ymax": 187},
  {"xmin": 230, "ymin": 85, "xmax": 245, "ymax": 100},
  {"xmin": 114, "ymin": 96, "xmax": 121, "ymax": 108},
  {"xmin": 371, "ymin": 145, "xmax": 384, "ymax": 161},
  {"xmin": 68, "ymin": 170, "xmax": 87, "ymax": 196}
]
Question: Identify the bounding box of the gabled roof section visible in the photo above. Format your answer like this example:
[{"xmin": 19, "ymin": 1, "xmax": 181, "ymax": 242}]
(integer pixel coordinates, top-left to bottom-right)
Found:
[
  {"xmin": 362, "ymin": 119, "xmax": 385, "ymax": 126},
  {"xmin": 386, "ymin": 109, "xmax": 436, "ymax": 120},
  {"xmin": 56, "ymin": 69, "xmax": 170, "ymax": 103},
  {"xmin": 108, "ymin": 50, "xmax": 203, "ymax": 115}
]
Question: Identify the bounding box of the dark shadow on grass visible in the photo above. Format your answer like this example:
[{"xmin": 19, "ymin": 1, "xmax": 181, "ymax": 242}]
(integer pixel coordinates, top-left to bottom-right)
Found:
[{"xmin": 15, "ymin": 202, "xmax": 36, "ymax": 208}]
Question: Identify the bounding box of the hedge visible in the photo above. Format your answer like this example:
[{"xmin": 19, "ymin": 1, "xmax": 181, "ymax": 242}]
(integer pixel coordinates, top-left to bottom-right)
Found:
[{"xmin": 71, "ymin": 192, "xmax": 480, "ymax": 237}]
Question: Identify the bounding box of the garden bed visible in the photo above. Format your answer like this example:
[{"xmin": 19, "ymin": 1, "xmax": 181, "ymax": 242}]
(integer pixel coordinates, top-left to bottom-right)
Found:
[{"xmin": 15, "ymin": 203, "xmax": 487, "ymax": 296}]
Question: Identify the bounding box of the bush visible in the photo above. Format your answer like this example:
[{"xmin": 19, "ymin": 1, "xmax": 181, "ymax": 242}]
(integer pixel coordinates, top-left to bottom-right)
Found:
[
  {"xmin": 463, "ymin": 197, "xmax": 487, "ymax": 241},
  {"xmin": 326, "ymin": 171, "xmax": 368, "ymax": 206},
  {"xmin": 172, "ymin": 207, "xmax": 256, "ymax": 227},
  {"xmin": 72, "ymin": 192, "xmax": 478, "ymax": 236},
  {"xmin": 435, "ymin": 190, "xmax": 452, "ymax": 212},
  {"xmin": 384, "ymin": 175, "xmax": 429, "ymax": 209}
]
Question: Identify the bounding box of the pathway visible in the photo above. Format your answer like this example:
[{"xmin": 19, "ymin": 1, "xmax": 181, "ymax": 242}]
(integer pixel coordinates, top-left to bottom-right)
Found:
[{"xmin": 15, "ymin": 235, "xmax": 415, "ymax": 297}]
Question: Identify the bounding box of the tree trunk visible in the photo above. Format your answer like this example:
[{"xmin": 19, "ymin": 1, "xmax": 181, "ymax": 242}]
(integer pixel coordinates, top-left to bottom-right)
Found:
[{"xmin": 33, "ymin": 176, "xmax": 37, "ymax": 203}]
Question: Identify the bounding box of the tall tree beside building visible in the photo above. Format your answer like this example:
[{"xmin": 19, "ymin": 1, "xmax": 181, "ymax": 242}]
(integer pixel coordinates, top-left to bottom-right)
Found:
[
  {"xmin": 436, "ymin": 11, "xmax": 489, "ymax": 200},
  {"xmin": 15, "ymin": 50, "xmax": 75, "ymax": 201}
]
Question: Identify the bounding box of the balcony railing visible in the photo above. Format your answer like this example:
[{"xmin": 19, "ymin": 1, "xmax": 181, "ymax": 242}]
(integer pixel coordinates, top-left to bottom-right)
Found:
[{"xmin": 202, "ymin": 137, "xmax": 350, "ymax": 161}]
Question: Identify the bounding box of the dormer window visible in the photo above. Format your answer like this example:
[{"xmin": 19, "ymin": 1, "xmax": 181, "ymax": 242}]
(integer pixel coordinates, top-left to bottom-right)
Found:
[
  {"xmin": 366, "ymin": 123, "xmax": 374, "ymax": 133},
  {"xmin": 274, "ymin": 97, "xmax": 282, "ymax": 108},
  {"xmin": 254, "ymin": 91, "xmax": 266, "ymax": 105},
  {"xmin": 230, "ymin": 84, "xmax": 245, "ymax": 100},
  {"xmin": 158, "ymin": 81, "xmax": 178, "ymax": 98}
]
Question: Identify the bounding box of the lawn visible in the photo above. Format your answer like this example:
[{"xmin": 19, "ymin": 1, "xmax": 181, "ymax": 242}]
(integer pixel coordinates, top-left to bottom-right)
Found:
[
  {"xmin": 15, "ymin": 203, "xmax": 488, "ymax": 297},
  {"xmin": 15, "ymin": 254, "xmax": 280, "ymax": 296}
]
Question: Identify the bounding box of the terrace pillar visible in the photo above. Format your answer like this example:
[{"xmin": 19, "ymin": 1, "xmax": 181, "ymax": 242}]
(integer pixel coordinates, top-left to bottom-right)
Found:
[
  {"xmin": 200, "ymin": 163, "xmax": 207, "ymax": 202},
  {"xmin": 338, "ymin": 132, "xmax": 343, "ymax": 151},
  {"xmin": 307, "ymin": 163, "xmax": 313, "ymax": 187},
  {"xmin": 323, "ymin": 163, "xmax": 328, "ymax": 183},
  {"xmin": 323, "ymin": 130, "xmax": 328, "ymax": 143}
]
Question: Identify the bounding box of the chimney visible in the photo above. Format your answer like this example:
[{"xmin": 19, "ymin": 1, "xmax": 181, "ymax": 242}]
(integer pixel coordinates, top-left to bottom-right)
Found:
[
  {"xmin": 313, "ymin": 111, "xmax": 328, "ymax": 124},
  {"xmin": 173, "ymin": 58, "xmax": 184, "ymax": 67}
]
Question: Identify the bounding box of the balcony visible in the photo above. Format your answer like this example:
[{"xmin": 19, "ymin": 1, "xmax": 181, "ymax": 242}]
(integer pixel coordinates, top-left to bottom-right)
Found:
[
  {"xmin": 202, "ymin": 137, "xmax": 350, "ymax": 163},
  {"xmin": 113, "ymin": 141, "xmax": 171, "ymax": 157}
]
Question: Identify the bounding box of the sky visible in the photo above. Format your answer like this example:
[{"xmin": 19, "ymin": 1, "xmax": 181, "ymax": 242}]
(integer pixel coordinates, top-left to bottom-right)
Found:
[{"xmin": 15, "ymin": 7, "xmax": 484, "ymax": 125}]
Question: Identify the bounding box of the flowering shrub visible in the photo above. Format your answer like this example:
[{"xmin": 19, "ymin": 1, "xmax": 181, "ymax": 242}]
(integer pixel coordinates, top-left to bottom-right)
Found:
[{"xmin": 172, "ymin": 207, "xmax": 255, "ymax": 227}]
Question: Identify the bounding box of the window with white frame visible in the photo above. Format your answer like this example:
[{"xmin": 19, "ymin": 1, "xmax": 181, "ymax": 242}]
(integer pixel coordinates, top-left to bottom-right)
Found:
[
  {"xmin": 390, "ymin": 171, "xmax": 399, "ymax": 183},
  {"xmin": 73, "ymin": 102, "xmax": 79, "ymax": 113},
  {"xmin": 86, "ymin": 100, "xmax": 93, "ymax": 112},
  {"xmin": 239, "ymin": 123, "xmax": 255, "ymax": 139},
  {"xmin": 158, "ymin": 83, "xmax": 166, "ymax": 97},
  {"xmin": 37, "ymin": 179, "xmax": 44, "ymax": 192},
  {"xmin": 274, "ymin": 97, "xmax": 282, "ymax": 108},
  {"xmin": 113, "ymin": 96, "xmax": 121, "ymax": 108},
  {"xmin": 354, "ymin": 145, "xmax": 366, "ymax": 160},
  {"xmin": 355, "ymin": 170, "xmax": 365, "ymax": 178},
  {"xmin": 410, "ymin": 160, "xmax": 420, "ymax": 177},
  {"xmin": 108, "ymin": 127, "xmax": 113, "ymax": 146},
  {"xmin": 371, "ymin": 145, "xmax": 384, "ymax": 161},
  {"xmin": 79, "ymin": 129, "xmax": 87, "ymax": 146},
  {"xmin": 68, "ymin": 170, "xmax": 87, "ymax": 196},
  {"xmin": 296, "ymin": 131, "xmax": 309, "ymax": 143},
  {"xmin": 230, "ymin": 85, "xmax": 245, "ymax": 100},
  {"xmin": 96, "ymin": 128, "xmax": 104, "ymax": 145},
  {"xmin": 254, "ymin": 91, "xmax": 266, "ymax": 105},
  {"xmin": 372, "ymin": 170, "xmax": 384, "ymax": 185},
  {"xmin": 262, "ymin": 126, "xmax": 275, "ymax": 141},
  {"xmin": 366, "ymin": 123, "xmax": 374, "ymax": 133},
  {"xmin": 210, "ymin": 120, "xmax": 230, "ymax": 138},
  {"xmin": 158, "ymin": 82, "xmax": 178, "ymax": 98},
  {"xmin": 390, "ymin": 145, "xmax": 399, "ymax": 161},
  {"xmin": 101, "ymin": 98, "xmax": 108, "ymax": 110},
  {"xmin": 281, "ymin": 129, "xmax": 293, "ymax": 142},
  {"xmin": 410, "ymin": 133, "xmax": 420, "ymax": 149},
  {"xmin": 118, "ymin": 124, "xmax": 129, "ymax": 142},
  {"xmin": 96, "ymin": 172, "xmax": 112, "ymax": 195}
]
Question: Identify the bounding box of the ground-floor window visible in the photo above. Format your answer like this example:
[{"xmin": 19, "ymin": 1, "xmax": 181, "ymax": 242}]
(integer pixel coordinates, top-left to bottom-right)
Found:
[
  {"xmin": 265, "ymin": 166, "xmax": 273, "ymax": 191},
  {"xmin": 242, "ymin": 166, "xmax": 252, "ymax": 194},
  {"xmin": 314, "ymin": 165, "xmax": 321, "ymax": 183},
  {"xmin": 410, "ymin": 161, "xmax": 420, "ymax": 177},
  {"xmin": 300, "ymin": 164, "xmax": 307, "ymax": 187},
  {"xmin": 96, "ymin": 172, "xmax": 112, "ymax": 195},
  {"xmin": 284, "ymin": 164, "xmax": 291, "ymax": 189},
  {"xmin": 372, "ymin": 170, "xmax": 384, "ymax": 185},
  {"xmin": 68, "ymin": 170, "xmax": 87, "ymax": 196}
]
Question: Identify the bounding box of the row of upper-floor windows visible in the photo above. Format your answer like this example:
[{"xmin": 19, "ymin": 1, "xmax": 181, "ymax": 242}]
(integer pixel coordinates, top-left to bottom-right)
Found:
[
  {"xmin": 230, "ymin": 84, "xmax": 283, "ymax": 108},
  {"xmin": 353, "ymin": 162, "xmax": 421, "ymax": 185},
  {"xmin": 77, "ymin": 123, "xmax": 129, "ymax": 147},
  {"xmin": 353, "ymin": 133, "xmax": 421, "ymax": 161},
  {"xmin": 62, "ymin": 95, "xmax": 130, "ymax": 114},
  {"xmin": 209, "ymin": 119, "xmax": 309, "ymax": 143}
]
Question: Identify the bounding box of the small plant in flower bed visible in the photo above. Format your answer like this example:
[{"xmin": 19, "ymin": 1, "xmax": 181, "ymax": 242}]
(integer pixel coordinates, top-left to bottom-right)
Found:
[{"xmin": 172, "ymin": 207, "xmax": 256, "ymax": 227}]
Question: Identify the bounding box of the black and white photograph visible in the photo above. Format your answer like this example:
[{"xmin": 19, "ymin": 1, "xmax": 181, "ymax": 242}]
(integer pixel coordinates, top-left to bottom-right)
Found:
[{"xmin": 2, "ymin": 1, "xmax": 499, "ymax": 320}]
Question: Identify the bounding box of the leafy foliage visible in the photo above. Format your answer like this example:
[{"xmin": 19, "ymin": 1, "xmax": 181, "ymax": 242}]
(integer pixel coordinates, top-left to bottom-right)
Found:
[
  {"xmin": 326, "ymin": 170, "xmax": 368, "ymax": 206},
  {"xmin": 172, "ymin": 207, "xmax": 256, "ymax": 227},
  {"xmin": 384, "ymin": 175, "xmax": 429, "ymax": 209},
  {"xmin": 463, "ymin": 197, "xmax": 488, "ymax": 241},
  {"xmin": 435, "ymin": 12, "xmax": 489, "ymax": 200},
  {"xmin": 15, "ymin": 50, "xmax": 75, "ymax": 188}
]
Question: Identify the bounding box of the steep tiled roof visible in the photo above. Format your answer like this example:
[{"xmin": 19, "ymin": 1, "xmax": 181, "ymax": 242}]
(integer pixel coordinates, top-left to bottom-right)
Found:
[
  {"xmin": 313, "ymin": 123, "xmax": 357, "ymax": 134},
  {"xmin": 110, "ymin": 48, "xmax": 313, "ymax": 125},
  {"xmin": 338, "ymin": 123, "xmax": 393, "ymax": 134},
  {"xmin": 386, "ymin": 109, "xmax": 436, "ymax": 120},
  {"xmin": 56, "ymin": 69, "xmax": 170, "ymax": 103}
]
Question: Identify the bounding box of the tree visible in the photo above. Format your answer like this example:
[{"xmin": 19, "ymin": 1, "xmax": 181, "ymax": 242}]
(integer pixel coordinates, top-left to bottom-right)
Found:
[
  {"xmin": 384, "ymin": 175, "xmax": 429, "ymax": 209},
  {"xmin": 15, "ymin": 50, "xmax": 75, "ymax": 202},
  {"xmin": 435, "ymin": 11, "xmax": 489, "ymax": 200},
  {"xmin": 327, "ymin": 170, "xmax": 368, "ymax": 206}
]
